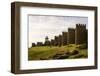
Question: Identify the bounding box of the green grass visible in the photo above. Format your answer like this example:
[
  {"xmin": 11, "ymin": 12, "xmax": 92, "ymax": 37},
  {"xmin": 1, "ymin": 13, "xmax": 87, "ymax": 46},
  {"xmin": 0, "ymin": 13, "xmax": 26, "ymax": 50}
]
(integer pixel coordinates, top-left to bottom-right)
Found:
[{"xmin": 28, "ymin": 44, "xmax": 88, "ymax": 60}]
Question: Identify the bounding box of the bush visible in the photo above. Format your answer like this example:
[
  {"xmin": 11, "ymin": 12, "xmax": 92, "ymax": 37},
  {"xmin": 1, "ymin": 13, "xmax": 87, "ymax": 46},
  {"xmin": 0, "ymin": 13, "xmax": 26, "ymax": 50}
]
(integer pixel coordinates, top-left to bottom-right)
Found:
[
  {"xmin": 53, "ymin": 53, "xmax": 69, "ymax": 59},
  {"xmin": 70, "ymin": 50, "xmax": 79, "ymax": 55},
  {"xmin": 76, "ymin": 43, "xmax": 87, "ymax": 49}
]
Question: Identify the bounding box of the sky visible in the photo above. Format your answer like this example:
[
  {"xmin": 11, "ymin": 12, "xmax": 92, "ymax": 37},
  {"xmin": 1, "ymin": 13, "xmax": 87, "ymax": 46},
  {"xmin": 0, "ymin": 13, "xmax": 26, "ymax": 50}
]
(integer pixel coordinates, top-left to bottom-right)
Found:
[{"xmin": 28, "ymin": 15, "xmax": 88, "ymax": 47}]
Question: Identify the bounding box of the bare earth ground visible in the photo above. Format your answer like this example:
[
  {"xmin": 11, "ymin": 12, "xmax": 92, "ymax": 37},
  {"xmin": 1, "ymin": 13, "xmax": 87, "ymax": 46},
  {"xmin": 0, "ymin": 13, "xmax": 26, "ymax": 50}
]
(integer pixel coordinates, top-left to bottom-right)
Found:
[{"xmin": 28, "ymin": 44, "xmax": 88, "ymax": 60}]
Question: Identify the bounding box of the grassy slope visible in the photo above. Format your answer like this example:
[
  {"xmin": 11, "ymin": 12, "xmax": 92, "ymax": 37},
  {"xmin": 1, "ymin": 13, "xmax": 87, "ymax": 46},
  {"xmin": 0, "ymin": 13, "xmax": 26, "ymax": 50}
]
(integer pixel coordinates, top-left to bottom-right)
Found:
[{"xmin": 28, "ymin": 44, "xmax": 88, "ymax": 60}]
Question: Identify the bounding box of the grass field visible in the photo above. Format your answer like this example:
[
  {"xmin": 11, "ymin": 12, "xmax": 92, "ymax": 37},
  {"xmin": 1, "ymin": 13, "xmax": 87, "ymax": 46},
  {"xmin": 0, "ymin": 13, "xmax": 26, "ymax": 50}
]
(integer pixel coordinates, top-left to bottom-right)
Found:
[{"xmin": 28, "ymin": 44, "xmax": 88, "ymax": 60}]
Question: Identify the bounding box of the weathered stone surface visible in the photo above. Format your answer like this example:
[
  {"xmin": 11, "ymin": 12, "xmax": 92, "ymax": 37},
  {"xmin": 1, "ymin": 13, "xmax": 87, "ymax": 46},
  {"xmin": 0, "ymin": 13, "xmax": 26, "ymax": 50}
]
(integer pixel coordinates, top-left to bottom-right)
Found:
[
  {"xmin": 37, "ymin": 42, "xmax": 43, "ymax": 46},
  {"xmin": 54, "ymin": 36, "xmax": 59, "ymax": 46},
  {"xmin": 32, "ymin": 43, "xmax": 36, "ymax": 47},
  {"xmin": 75, "ymin": 24, "xmax": 87, "ymax": 45},
  {"xmin": 58, "ymin": 35, "xmax": 62, "ymax": 47},
  {"xmin": 62, "ymin": 32, "xmax": 67, "ymax": 45},
  {"xmin": 67, "ymin": 28, "xmax": 75, "ymax": 44}
]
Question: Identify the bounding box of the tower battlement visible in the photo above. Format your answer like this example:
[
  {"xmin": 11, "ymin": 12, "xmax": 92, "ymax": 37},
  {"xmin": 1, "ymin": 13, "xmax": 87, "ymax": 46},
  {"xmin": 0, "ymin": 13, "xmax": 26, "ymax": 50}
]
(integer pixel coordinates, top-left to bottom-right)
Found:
[
  {"xmin": 76, "ymin": 24, "xmax": 86, "ymax": 29},
  {"xmin": 62, "ymin": 32, "xmax": 67, "ymax": 34},
  {"xmin": 67, "ymin": 28, "xmax": 75, "ymax": 44},
  {"xmin": 54, "ymin": 36, "xmax": 59, "ymax": 46},
  {"xmin": 68, "ymin": 28, "xmax": 75, "ymax": 31},
  {"xmin": 75, "ymin": 24, "xmax": 87, "ymax": 44}
]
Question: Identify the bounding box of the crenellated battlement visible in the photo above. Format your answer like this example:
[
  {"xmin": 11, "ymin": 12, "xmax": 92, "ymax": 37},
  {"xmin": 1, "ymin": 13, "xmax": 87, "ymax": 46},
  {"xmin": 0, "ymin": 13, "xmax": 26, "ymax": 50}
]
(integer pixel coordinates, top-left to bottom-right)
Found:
[
  {"xmin": 76, "ymin": 24, "xmax": 86, "ymax": 29},
  {"xmin": 32, "ymin": 23, "xmax": 87, "ymax": 47}
]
